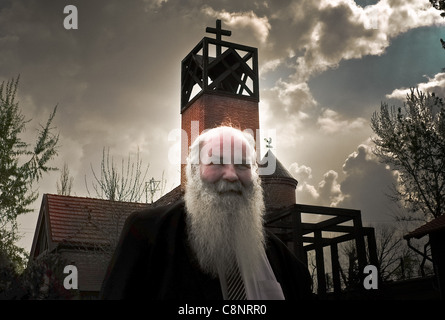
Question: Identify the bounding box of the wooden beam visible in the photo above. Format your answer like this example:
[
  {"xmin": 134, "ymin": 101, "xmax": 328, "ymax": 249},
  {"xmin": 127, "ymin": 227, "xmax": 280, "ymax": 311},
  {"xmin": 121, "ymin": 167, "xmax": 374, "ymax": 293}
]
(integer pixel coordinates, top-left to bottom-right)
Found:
[
  {"xmin": 314, "ymin": 230, "xmax": 327, "ymax": 296},
  {"xmin": 331, "ymin": 242, "xmax": 342, "ymax": 294},
  {"xmin": 292, "ymin": 210, "xmax": 306, "ymax": 265},
  {"xmin": 366, "ymin": 228, "xmax": 379, "ymax": 269},
  {"xmin": 353, "ymin": 216, "xmax": 368, "ymax": 275},
  {"xmin": 294, "ymin": 204, "xmax": 361, "ymax": 217},
  {"xmin": 303, "ymin": 233, "xmax": 358, "ymax": 250},
  {"xmin": 300, "ymin": 216, "xmax": 352, "ymax": 231}
]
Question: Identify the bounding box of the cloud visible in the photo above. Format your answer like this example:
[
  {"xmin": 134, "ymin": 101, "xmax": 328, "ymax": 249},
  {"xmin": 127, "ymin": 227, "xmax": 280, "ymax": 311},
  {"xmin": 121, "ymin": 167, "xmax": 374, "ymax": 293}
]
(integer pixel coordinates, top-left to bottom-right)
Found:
[
  {"xmin": 386, "ymin": 72, "xmax": 445, "ymax": 100},
  {"xmin": 289, "ymin": 163, "xmax": 318, "ymax": 204},
  {"xmin": 202, "ymin": 6, "xmax": 271, "ymax": 44},
  {"xmin": 0, "ymin": 0, "xmax": 212, "ymax": 218},
  {"xmin": 289, "ymin": 141, "xmax": 401, "ymax": 225},
  {"xmin": 317, "ymin": 170, "xmax": 344, "ymax": 207},
  {"xmin": 273, "ymin": 80, "xmax": 317, "ymax": 113},
  {"xmin": 260, "ymin": 80, "xmax": 316, "ymax": 155},
  {"xmin": 289, "ymin": 163, "xmax": 343, "ymax": 207},
  {"xmin": 289, "ymin": 162, "xmax": 313, "ymax": 181},
  {"xmin": 308, "ymin": 0, "xmax": 444, "ymax": 77},
  {"xmin": 336, "ymin": 142, "xmax": 400, "ymax": 224},
  {"xmin": 259, "ymin": 58, "xmax": 281, "ymax": 76},
  {"xmin": 289, "ymin": 162, "xmax": 320, "ymax": 205},
  {"xmin": 255, "ymin": 0, "xmax": 444, "ymax": 166},
  {"xmin": 260, "ymin": 79, "xmax": 316, "ymax": 134},
  {"xmin": 317, "ymin": 109, "xmax": 368, "ymax": 134}
]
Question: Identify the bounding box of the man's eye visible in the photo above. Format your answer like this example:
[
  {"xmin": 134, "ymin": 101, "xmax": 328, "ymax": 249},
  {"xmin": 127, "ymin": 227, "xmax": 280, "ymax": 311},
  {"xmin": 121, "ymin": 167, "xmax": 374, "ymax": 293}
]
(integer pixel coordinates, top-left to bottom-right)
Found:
[{"xmin": 235, "ymin": 164, "xmax": 251, "ymax": 170}]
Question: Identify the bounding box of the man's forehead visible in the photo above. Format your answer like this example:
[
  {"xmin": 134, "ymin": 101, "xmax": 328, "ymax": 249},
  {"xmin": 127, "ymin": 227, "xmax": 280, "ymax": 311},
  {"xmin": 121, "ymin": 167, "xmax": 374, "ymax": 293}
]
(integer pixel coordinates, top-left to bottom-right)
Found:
[
  {"xmin": 199, "ymin": 131, "xmax": 254, "ymax": 163},
  {"xmin": 205, "ymin": 132, "xmax": 246, "ymax": 144}
]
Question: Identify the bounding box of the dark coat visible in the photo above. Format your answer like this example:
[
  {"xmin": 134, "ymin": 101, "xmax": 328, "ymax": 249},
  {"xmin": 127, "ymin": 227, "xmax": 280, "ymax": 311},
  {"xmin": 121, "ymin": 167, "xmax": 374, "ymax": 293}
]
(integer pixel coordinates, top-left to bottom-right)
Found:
[{"xmin": 100, "ymin": 200, "xmax": 313, "ymax": 300}]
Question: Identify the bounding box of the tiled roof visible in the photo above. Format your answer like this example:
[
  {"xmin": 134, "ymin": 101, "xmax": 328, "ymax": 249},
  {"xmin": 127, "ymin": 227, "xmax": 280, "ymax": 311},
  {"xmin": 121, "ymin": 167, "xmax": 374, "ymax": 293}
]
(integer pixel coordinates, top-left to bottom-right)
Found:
[
  {"xmin": 404, "ymin": 214, "xmax": 445, "ymax": 239},
  {"xmin": 151, "ymin": 185, "xmax": 184, "ymax": 208},
  {"xmin": 44, "ymin": 194, "xmax": 150, "ymax": 247},
  {"xmin": 259, "ymin": 150, "xmax": 297, "ymax": 182}
]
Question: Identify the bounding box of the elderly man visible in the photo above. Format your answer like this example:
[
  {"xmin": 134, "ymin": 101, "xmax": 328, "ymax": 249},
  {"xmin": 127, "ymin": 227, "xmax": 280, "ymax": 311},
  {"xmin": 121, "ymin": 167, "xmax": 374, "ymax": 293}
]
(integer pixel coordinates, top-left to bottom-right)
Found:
[{"xmin": 100, "ymin": 126, "xmax": 312, "ymax": 300}]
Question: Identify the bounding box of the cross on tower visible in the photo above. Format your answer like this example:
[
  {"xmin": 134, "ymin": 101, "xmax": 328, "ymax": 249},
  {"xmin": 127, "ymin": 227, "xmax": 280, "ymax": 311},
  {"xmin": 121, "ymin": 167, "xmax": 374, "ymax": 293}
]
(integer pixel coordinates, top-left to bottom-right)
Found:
[{"xmin": 206, "ymin": 19, "xmax": 231, "ymax": 56}]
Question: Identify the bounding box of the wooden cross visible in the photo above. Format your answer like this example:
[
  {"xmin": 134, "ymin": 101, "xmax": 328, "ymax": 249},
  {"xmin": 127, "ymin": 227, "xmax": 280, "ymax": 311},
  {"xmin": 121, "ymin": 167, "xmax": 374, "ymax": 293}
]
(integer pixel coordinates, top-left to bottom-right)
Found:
[{"xmin": 206, "ymin": 19, "xmax": 231, "ymax": 56}]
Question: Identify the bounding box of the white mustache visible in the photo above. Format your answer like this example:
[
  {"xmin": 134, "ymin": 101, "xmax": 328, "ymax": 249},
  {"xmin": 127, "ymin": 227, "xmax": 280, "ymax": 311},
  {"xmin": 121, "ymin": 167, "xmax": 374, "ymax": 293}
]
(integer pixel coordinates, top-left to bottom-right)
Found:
[{"xmin": 214, "ymin": 180, "xmax": 244, "ymax": 195}]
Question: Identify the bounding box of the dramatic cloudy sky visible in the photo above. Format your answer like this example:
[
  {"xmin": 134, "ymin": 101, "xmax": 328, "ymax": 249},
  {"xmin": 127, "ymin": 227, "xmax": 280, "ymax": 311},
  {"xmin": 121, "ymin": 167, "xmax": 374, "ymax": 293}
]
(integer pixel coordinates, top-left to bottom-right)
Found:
[{"xmin": 1, "ymin": 0, "xmax": 444, "ymax": 252}]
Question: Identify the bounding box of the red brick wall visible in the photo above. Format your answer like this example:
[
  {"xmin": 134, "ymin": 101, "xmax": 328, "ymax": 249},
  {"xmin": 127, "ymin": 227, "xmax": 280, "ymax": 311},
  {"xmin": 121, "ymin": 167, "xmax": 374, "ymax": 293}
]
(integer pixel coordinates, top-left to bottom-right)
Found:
[
  {"xmin": 261, "ymin": 179, "xmax": 297, "ymax": 209},
  {"xmin": 181, "ymin": 92, "xmax": 259, "ymax": 186}
]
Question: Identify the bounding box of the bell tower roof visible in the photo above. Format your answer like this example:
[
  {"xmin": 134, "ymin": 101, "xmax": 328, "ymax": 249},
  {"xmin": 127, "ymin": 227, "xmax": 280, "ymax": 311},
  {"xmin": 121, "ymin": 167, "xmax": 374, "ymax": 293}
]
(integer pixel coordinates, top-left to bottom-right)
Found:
[
  {"xmin": 181, "ymin": 19, "xmax": 259, "ymax": 112},
  {"xmin": 259, "ymin": 150, "xmax": 298, "ymax": 183}
]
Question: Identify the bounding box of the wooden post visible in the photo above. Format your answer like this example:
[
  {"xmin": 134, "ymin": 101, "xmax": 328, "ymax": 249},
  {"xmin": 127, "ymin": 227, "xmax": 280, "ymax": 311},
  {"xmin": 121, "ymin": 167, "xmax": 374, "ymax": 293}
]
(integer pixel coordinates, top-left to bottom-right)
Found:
[
  {"xmin": 330, "ymin": 242, "xmax": 341, "ymax": 294},
  {"xmin": 314, "ymin": 230, "xmax": 326, "ymax": 296},
  {"xmin": 292, "ymin": 209, "xmax": 306, "ymax": 266},
  {"xmin": 366, "ymin": 228, "xmax": 379, "ymax": 270},
  {"xmin": 353, "ymin": 215, "xmax": 367, "ymax": 274},
  {"xmin": 430, "ymin": 233, "xmax": 445, "ymax": 300}
]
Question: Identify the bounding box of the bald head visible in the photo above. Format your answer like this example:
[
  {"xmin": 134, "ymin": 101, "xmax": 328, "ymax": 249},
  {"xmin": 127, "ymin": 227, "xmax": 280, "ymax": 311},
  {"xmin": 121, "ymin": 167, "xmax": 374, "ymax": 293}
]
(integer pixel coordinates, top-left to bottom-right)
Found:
[{"xmin": 186, "ymin": 126, "xmax": 258, "ymax": 188}]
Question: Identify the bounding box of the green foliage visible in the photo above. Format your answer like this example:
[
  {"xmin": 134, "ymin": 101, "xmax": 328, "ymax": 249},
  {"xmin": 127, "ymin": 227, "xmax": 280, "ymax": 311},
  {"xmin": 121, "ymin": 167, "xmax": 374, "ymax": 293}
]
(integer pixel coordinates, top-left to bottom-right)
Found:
[
  {"xmin": 0, "ymin": 228, "xmax": 28, "ymax": 273},
  {"xmin": 0, "ymin": 77, "xmax": 59, "ymax": 223},
  {"xmin": 371, "ymin": 89, "xmax": 445, "ymax": 221},
  {"xmin": 1, "ymin": 249, "xmax": 76, "ymax": 300},
  {"xmin": 0, "ymin": 76, "xmax": 59, "ymax": 279}
]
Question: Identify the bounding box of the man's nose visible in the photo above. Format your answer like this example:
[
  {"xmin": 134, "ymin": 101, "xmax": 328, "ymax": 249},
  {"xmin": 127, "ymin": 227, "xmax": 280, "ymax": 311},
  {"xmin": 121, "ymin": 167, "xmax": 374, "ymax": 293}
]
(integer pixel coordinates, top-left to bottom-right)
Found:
[{"xmin": 221, "ymin": 164, "xmax": 239, "ymax": 182}]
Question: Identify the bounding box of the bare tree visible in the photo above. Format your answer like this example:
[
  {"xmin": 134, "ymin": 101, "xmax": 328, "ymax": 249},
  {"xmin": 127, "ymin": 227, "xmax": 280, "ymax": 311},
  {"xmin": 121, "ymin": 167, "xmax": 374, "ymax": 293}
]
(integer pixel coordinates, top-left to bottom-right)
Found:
[
  {"xmin": 338, "ymin": 241, "xmax": 360, "ymax": 290},
  {"xmin": 56, "ymin": 163, "xmax": 74, "ymax": 196},
  {"xmin": 373, "ymin": 224, "xmax": 418, "ymax": 281},
  {"xmin": 79, "ymin": 148, "xmax": 152, "ymax": 269},
  {"xmin": 85, "ymin": 147, "xmax": 150, "ymax": 203}
]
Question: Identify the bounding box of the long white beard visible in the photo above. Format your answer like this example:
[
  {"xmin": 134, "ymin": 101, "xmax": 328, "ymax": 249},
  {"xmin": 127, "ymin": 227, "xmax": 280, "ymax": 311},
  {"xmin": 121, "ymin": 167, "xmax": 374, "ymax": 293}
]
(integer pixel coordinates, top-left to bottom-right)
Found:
[{"xmin": 184, "ymin": 168, "xmax": 266, "ymax": 278}]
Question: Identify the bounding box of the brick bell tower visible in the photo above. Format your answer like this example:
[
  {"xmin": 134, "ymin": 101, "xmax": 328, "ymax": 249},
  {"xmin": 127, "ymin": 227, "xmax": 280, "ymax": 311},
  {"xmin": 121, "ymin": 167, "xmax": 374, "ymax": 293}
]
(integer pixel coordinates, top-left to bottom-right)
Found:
[{"xmin": 180, "ymin": 20, "xmax": 260, "ymax": 186}]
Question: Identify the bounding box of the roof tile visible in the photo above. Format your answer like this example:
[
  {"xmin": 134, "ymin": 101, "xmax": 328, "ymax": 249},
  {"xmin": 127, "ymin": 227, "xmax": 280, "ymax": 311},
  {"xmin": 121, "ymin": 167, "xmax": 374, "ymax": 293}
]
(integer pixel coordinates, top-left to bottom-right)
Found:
[
  {"xmin": 45, "ymin": 194, "xmax": 150, "ymax": 246},
  {"xmin": 404, "ymin": 214, "xmax": 445, "ymax": 239}
]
